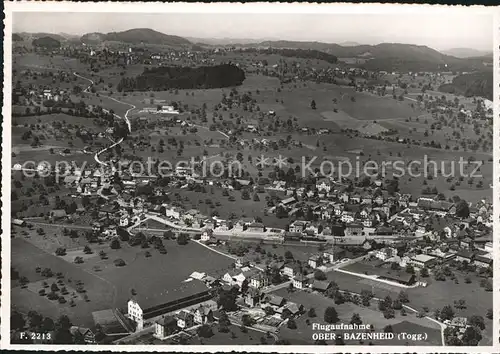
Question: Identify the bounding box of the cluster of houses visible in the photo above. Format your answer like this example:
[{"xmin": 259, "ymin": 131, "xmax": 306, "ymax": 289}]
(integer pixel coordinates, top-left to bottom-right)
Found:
[
  {"xmin": 153, "ymin": 300, "xmax": 217, "ymax": 340},
  {"xmin": 371, "ymin": 239, "xmax": 493, "ymax": 270},
  {"xmin": 34, "ymin": 150, "xmax": 493, "ymax": 253}
]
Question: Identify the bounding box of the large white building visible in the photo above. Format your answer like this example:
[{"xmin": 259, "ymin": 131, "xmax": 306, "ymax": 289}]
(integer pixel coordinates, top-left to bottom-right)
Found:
[{"xmin": 127, "ymin": 280, "xmax": 212, "ymax": 330}]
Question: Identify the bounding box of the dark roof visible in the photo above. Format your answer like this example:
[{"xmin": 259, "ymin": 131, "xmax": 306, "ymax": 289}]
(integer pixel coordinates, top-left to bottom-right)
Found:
[
  {"xmin": 268, "ymin": 295, "xmax": 285, "ymax": 306},
  {"xmin": 51, "ymin": 209, "xmax": 67, "ymax": 217},
  {"xmin": 417, "ymin": 199, "xmax": 453, "ymax": 211},
  {"xmin": 311, "ymin": 280, "xmax": 332, "ymax": 291},
  {"xmin": 345, "ymin": 204, "xmax": 361, "ymax": 212},
  {"xmin": 70, "ymin": 326, "xmax": 92, "ymax": 336},
  {"xmin": 156, "ymin": 316, "xmax": 177, "ymax": 327},
  {"xmin": 474, "ymin": 255, "xmax": 492, "ymax": 264},
  {"xmin": 295, "ymin": 274, "xmax": 308, "ymax": 282},
  {"xmin": 376, "ymin": 226, "xmax": 393, "ymax": 234},
  {"xmin": 285, "ymin": 232, "xmax": 302, "ymax": 239},
  {"xmin": 378, "ymin": 272, "xmax": 415, "ymax": 284},
  {"xmin": 284, "ymin": 262, "xmax": 301, "ymax": 273},
  {"xmin": 131, "ymin": 280, "xmax": 209, "ymax": 313},
  {"xmin": 346, "ymin": 223, "xmax": 363, "ymax": 229},
  {"xmin": 176, "ymin": 311, "xmax": 193, "ymax": 321}
]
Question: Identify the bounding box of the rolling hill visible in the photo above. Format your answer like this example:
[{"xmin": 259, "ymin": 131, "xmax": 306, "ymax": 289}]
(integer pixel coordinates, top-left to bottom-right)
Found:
[
  {"xmin": 438, "ymin": 71, "xmax": 493, "ymax": 100},
  {"xmin": 442, "ymin": 48, "xmax": 492, "ymax": 59},
  {"xmin": 12, "ymin": 33, "xmax": 23, "ymax": 42},
  {"xmin": 32, "ymin": 36, "xmax": 61, "ymax": 49},
  {"xmin": 237, "ymin": 40, "xmax": 487, "ymax": 72},
  {"xmin": 16, "ymin": 32, "xmax": 67, "ymax": 42},
  {"xmin": 80, "ymin": 28, "xmax": 191, "ymax": 47}
]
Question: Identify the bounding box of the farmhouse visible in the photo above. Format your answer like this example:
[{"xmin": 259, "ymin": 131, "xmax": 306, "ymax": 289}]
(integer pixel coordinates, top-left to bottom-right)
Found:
[
  {"xmin": 69, "ymin": 326, "xmax": 96, "ymax": 344},
  {"xmin": 12, "ymin": 218, "xmax": 26, "ymax": 227},
  {"xmin": 289, "ymin": 220, "xmax": 307, "ymax": 233},
  {"xmin": 193, "ymin": 302, "xmax": 215, "ymax": 324},
  {"xmin": 378, "ymin": 272, "xmax": 415, "ymax": 286},
  {"xmin": 283, "ymin": 263, "xmax": 302, "ymax": 278},
  {"xmin": 175, "ymin": 310, "xmax": 194, "ymax": 329},
  {"xmin": 311, "ymin": 280, "xmax": 333, "ymax": 292},
  {"xmin": 267, "ymin": 294, "xmax": 286, "ymax": 308},
  {"xmin": 153, "ymin": 316, "xmax": 178, "ymax": 339},
  {"xmin": 473, "ymin": 255, "xmax": 493, "ymax": 268},
  {"xmin": 409, "ymin": 254, "xmax": 437, "ymax": 269},
  {"xmin": 249, "ymin": 272, "xmax": 269, "ymax": 289},
  {"xmin": 293, "ymin": 274, "xmax": 308, "ymax": 289},
  {"xmin": 127, "ymin": 280, "xmax": 212, "ymax": 330},
  {"xmin": 308, "ymin": 255, "xmax": 322, "ymax": 268},
  {"xmin": 50, "ymin": 209, "xmax": 67, "ymax": 220},
  {"xmin": 316, "ymin": 178, "xmax": 332, "ymax": 192},
  {"xmin": 344, "ymin": 223, "xmax": 364, "ymax": 236}
]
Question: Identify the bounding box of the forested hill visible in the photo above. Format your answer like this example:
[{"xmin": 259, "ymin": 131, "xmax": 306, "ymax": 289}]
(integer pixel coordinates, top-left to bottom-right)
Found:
[
  {"xmin": 238, "ymin": 41, "xmax": 486, "ymax": 72},
  {"xmin": 81, "ymin": 28, "xmax": 191, "ymax": 47},
  {"xmin": 116, "ymin": 64, "xmax": 246, "ymax": 91},
  {"xmin": 438, "ymin": 71, "xmax": 493, "ymax": 100},
  {"xmin": 32, "ymin": 36, "xmax": 61, "ymax": 49},
  {"xmin": 242, "ymin": 47, "xmax": 338, "ymax": 64}
]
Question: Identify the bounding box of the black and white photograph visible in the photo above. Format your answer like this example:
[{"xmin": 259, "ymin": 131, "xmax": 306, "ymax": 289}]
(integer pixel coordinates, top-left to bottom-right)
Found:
[{"xmin": 2, "ymin": 2, "xmax": 497, "ymax": 350}]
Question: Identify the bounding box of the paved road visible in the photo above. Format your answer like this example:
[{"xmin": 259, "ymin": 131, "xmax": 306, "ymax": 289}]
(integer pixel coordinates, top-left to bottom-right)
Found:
[
  {"xmin": 73, "ymin": 72, "xmax": 134, "ymax": 167},
  {"xmin": 21, "ymin": 220, "xmax": 93, "ymax": 230}
]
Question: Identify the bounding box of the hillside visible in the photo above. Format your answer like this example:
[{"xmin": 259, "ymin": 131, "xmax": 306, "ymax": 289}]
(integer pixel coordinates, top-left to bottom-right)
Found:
[
  {"xmin": 438, "ymin": 71, "xmax": 493, "ymax": 100},
  {"xmin": 18, "ymin": 32, "xmax": 67, "ymax": 42},
  {"xmin": 12, "ymin": 33, "xmax": 23, "ymax": 42},
  {"xmin": 239, "ymin": 40, "xmax": 485, "ymax": 72},
  {"xmin": 80, "ymin": 28, "xmax": 191, "ymax": 47},
  {"xmin": 32, "ymin": 36, "xmax": 61, "ymax": 49}
]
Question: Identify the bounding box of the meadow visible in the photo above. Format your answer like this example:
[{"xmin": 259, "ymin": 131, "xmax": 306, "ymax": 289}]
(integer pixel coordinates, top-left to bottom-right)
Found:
[
  {"xmin": 12, "ymin": 237, "xmax": 234, "ymax": 328},
  {"xmin": 326, "ymin": 268, "xmax": 492, "ymax": 345},
  {"xmin": 273, "ymin": 288, "xmax": 442, "ymax": 345}
]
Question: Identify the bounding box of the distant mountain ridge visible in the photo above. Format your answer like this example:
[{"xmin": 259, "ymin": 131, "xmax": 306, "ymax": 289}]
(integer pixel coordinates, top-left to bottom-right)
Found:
[
  {"xmin": 13, "ymin": 28, "xmax": 489, "ymax": 72},
  {"xmin": 80, "ymin": 28, "xmax": 191, "ymax": 46},
  {"xmin": 234, "ymin": 40, "xmax": 488, "ymax": 72},
  {"xmin": 441, "ymin": 48, "xmax": 492, "ymax": 59},
  {"xmin": 15, "ymin": 32, "xmax": 67, "ymax": 42}
]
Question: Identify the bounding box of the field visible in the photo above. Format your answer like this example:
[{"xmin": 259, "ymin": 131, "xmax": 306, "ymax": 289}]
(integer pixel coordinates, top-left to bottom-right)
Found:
[
  {"xmin": 11, "ymin": 112, "xmax": 107, "ymax": 170},
  {"xmin": 11, "ymin": 237, "xmax": 234, "ymax": 327},
  {"xmin": 273, "ymin": 288, "xmax": 442, "ymax": 345},
  {"xmin": 327, "ymin": 267, "xmax": 493, "ymax": 345},
  {"xmin": 11, "ymin": 238, "xmax": 114, "ymax": 326},
  {"xmin": 168, "ymin": 187, "xmax": 290, "ymax": 229},
  {"xmin": 292, "ymin": 133, "xmax": 493, "ymax": 203}
]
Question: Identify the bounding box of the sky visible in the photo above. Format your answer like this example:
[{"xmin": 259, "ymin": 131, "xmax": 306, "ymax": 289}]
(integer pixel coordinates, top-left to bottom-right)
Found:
[{"xmin": 13, "ymin": 11, "xmax": 494, "ymax": 51}]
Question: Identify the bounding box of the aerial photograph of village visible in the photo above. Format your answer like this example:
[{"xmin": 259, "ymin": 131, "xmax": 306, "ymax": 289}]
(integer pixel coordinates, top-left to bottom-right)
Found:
[{"xmin": 8, "ymin": 7, "xmax": 494, "ymax": 347}]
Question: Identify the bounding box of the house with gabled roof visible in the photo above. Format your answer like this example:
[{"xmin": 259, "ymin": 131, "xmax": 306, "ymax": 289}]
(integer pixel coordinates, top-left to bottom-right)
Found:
[
  {"xmin": 193, "ymin": 301, "xmax": 216, "ymax": 324},
  {"xmin": 175, "ymin": 310, "xmax": 194, "ymax": 329},
  {"xmin": 283, "ymin": 262, "xmax": 302, "ymax": 278},
  {"xmin": 249, "ymin": 272, "xmax": 269, "ymax": 289},
  {"xmin": 316, "ymin": 178, "xmax": 332, "ymax": 192},
  {"xmin": 245, "ymin": 288, "xmax": 262, "ymax": 307},
  {"xmin": 293, "ymin": 274, "xmax": 308, "ymax": 289},
  {"xmin": 266, "ymin": 294, "xmax": 286, "ymax": 308},
  {"xmin": 474, "ymin": 255, "xmax": 492, "ymax": 268},
  {"xmin": 308, "ymin": 255, "xmax": 322, "ymax": 269},
  {"xmin": 289, "ymin": 220, "xmax": 307, "ymax": 234},
  {"xmin": 154, "ymin": 316, "xmax": 178, "ymax": 339},
  {"xmin": 69, "ymin": 326, "xmax": 96, "ymax": 344},
  {"xmin": 311, "ymin": 280, "xmax": 333, "ymax": 292}
]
